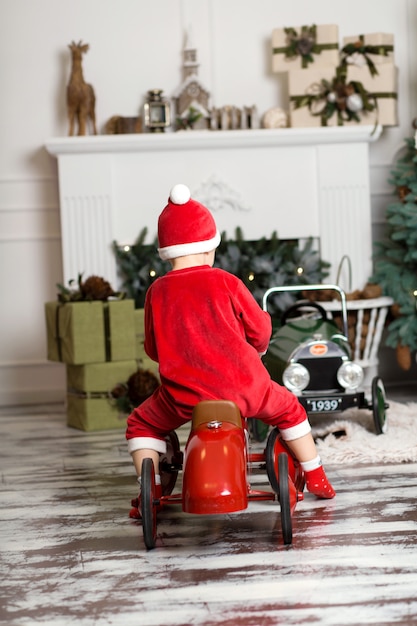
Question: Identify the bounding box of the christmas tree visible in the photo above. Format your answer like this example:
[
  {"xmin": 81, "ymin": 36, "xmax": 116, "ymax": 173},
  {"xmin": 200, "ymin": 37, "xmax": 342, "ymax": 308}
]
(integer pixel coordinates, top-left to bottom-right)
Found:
[
  {"xmin": 112, "ymin": 228, "xmax": 169, "ymax": 309},
  {"xmin": 370, "ymin": 130, "xmax": 417, "ymax": 370}
]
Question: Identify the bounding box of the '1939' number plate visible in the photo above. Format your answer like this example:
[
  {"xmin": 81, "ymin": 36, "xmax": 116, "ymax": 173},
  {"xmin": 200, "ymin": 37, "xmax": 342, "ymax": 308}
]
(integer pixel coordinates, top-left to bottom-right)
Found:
[{"xmin": 306, "ymin": 398, "xmax": 342, "ymax": 412}]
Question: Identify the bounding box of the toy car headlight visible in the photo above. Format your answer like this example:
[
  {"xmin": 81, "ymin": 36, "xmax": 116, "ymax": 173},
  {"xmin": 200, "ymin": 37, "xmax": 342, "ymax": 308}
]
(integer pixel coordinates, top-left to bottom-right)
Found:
[
  {"xmin": 283, "ymin": 363, "xmax": 310, "ymax": 393},
  {"xmin": 337, "ymin": 361, "xmax": 364, "ymax": 390}
]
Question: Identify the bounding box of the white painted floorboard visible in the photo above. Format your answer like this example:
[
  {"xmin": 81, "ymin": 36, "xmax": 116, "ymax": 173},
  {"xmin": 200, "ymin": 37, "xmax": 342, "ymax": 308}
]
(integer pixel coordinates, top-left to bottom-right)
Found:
[{"xmin": 1, "ymin": 402, "xmax": 417, "ymax": 626}]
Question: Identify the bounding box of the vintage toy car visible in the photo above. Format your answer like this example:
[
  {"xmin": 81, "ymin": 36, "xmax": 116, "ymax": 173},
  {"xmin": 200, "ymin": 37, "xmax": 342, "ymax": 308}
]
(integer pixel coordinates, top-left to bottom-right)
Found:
[{"xmin": 262, "ymin": 284, "xmax": 388, "ymax": 435}]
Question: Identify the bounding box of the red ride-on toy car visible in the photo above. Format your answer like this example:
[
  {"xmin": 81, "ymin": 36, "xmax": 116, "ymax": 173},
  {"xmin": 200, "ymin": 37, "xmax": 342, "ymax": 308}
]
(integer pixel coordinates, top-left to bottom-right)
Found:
[{"xmin": 131, "ymin": 400, "xmax": 305, "ymax": 550}]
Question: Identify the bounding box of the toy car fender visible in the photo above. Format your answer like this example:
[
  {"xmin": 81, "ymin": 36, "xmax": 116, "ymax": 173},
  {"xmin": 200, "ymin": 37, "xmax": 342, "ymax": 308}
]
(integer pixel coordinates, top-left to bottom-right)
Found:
[{"xmin": 182, "ymin": 401, "xmax": 247, "ymax": 514}]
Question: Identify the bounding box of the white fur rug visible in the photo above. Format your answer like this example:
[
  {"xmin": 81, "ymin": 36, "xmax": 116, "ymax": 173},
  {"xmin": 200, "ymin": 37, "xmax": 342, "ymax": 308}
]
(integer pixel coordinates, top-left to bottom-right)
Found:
[{"xmin": 310, "ymin": 400, "xmax": 417, "ymax": 464}]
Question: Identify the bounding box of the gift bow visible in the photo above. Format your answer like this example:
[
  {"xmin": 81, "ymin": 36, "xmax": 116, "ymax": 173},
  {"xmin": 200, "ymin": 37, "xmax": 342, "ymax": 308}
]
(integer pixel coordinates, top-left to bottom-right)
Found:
[
  {"xmin": 273, "ymin": 24, "xmax": 338, "ymax": 69},
  {"xmin": 341, "ymin": 35, "xmax": 394, "ymax": 77}
]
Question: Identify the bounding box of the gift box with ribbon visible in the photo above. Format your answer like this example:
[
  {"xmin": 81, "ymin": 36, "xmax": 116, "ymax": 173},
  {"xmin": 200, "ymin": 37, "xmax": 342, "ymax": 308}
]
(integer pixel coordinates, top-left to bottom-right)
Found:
[
  {"xmin": 345, "ymin": 63, "xmax": 398, "ymax": 127},
  {"xmin": 341, "ymin": 33, "xmax": 394, "ymax": 75},
  {"xmin": 289, "ymin": 66, "xmax": 341, "ymax": 128},
  {"xmin": 272, "ymin": 24, "xmax": 339, "ymax": 73},
  {"xmin": 66, "ymin": 360, "xmax": 137, "ymax": 392},
  {"xmin": 289, "ymin": 63, "xmax": 398, "ymax": 128},
  {"xmin": 133, "ymin": 308, "xmax": 159, "ymax": 374},
  {"xmin": 66, "ymin": 360, "xmax": 137, "ymax": 431},
  {"xmin": 45, "ymin": 299, "xmax": 136, "ymax": 364},
  {"xmin": 67, "ymin": 395, "xmax": 128, "ymax": 431}
]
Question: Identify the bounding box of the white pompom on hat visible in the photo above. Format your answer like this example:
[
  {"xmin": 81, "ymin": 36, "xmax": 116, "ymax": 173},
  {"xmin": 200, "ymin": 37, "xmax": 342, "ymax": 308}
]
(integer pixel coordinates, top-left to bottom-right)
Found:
[{"xmin": 157, "ymin": 184, "xmax": 221, "ymax": 260}]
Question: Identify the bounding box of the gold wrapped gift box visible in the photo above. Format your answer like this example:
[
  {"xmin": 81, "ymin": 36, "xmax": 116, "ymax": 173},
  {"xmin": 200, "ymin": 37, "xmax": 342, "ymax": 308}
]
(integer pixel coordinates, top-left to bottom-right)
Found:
[
  {"xmin": 133, "ymin": 308, "xmax": 159, "ymax": 375},
  {"xmin": 66, "ymin": 360, "xmax": 137, "ymax": 431},
  {"xmin": 342, "ymin": 32, "xmax": 394, "ymax": 66},
  {"xmin": 272, "ymin": 24, "xmax": 339, "ymax": 73},
  {"xmin": 66, "ymin": 360, "xmax": 137, "ymax": 392},
  {"xmin": 45, "ymin": 299, "xmax": 136, "ymax": 364},
  {"xmin": 67, "ymin": 394, "xmax": 128, "ymax": 431},
  {"xmin": 346, "ymin": 64, "xmax": 398, "ymax": 127},
  {"xmin": 289, "ymin": 64, "xmax": 398, "ymax": 128},
  {"xmin": 289, "ymin": 66, "xmax": 338, "ymax": 128}
]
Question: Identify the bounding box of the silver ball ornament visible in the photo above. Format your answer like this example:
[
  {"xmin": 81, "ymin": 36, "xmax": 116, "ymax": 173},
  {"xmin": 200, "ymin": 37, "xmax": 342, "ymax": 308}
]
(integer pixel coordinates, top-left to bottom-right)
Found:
[{"xmin": 346, "ymin": 93, "xmax": 363, "ymax": 112}]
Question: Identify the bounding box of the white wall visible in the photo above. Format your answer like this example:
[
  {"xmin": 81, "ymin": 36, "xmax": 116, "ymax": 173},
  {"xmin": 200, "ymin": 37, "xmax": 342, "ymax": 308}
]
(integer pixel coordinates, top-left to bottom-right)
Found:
[{"xmin": 1, "ymin": 0, "xmax": 416, "ymax": 406}]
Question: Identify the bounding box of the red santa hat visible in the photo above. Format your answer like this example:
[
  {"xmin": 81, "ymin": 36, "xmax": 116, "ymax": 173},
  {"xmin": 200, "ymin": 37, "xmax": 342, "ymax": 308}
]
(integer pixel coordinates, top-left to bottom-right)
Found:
[{"xmin": 157, "ymin": 184, "xmax": 221, "ymax": 260}]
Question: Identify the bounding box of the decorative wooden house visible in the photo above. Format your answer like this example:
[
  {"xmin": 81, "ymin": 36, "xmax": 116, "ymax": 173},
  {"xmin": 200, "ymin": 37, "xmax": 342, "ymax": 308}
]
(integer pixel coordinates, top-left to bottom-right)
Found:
[{"xmin": 172, "ymin": 31, "xmax": 211, "ymax": 129}]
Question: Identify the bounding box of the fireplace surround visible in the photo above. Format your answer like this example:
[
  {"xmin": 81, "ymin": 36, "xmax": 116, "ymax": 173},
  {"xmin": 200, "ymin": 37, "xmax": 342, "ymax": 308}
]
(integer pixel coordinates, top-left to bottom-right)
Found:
[{"xmin": 46, "ymin": 125, "xmax": 382, "ymax": 291}]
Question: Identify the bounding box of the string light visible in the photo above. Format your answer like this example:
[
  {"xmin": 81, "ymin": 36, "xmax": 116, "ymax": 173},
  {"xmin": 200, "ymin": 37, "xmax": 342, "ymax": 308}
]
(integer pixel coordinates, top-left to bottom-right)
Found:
[
  {"xmin": 149, "ymin": 269, "xmax": 156, "ymax": 278},
  {"xmin": 123, "ymin": 245, "xmax": 130, "ymax": 252},
  {"xmin": 248, "ymin": 272, "xmax": 255, "ymax": 282},
  {"xmin": 297, "ymin": 266, "xmax": 304, "ymax": 275}
]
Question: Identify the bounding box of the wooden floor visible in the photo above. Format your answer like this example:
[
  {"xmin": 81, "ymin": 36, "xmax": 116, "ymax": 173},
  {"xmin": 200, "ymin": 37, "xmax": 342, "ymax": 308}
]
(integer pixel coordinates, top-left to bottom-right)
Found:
[{"xmin": 1, "ymin": 388, "xmax": 417, "ymax": 626}]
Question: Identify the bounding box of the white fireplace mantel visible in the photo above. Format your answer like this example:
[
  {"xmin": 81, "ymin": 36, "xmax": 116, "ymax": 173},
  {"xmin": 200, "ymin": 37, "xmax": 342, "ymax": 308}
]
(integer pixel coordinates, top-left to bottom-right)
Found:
[{"xmin": 45, "ymin": 125, "xmax": 382, "ymax": 291}]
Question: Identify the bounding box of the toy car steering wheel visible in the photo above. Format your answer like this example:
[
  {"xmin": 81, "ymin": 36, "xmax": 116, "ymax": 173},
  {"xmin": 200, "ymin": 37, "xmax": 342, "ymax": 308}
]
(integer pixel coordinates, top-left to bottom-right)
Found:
[{"xmin": 281, "ymin": 300, "xmax": 328, "ymax": 326}]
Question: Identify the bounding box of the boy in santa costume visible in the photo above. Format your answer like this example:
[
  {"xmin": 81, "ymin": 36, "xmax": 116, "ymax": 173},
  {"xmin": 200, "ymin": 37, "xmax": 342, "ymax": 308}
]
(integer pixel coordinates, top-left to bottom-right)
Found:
[{"xmin": 126, "ymin": 184, "xmax": 335, "ymax": 511}]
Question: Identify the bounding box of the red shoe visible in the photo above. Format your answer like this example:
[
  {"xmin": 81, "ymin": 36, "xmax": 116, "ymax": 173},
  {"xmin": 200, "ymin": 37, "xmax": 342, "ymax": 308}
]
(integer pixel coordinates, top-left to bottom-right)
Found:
[
  {"xmin": 305, "ymin": 466, "xmax": 336, "ymax": 499},
  {"xmin": 129, "ymin": 497, "xmax": 141, "ymax": 520},
  {"xmin": 128, "ymin": 484, "xmax": 163, "ymax": 519}
]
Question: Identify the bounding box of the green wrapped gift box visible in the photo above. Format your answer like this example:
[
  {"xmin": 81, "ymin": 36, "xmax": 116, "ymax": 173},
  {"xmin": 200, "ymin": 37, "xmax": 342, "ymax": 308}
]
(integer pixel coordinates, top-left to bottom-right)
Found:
[
  {"xmin": 66, "ymin": 360, "xmax": 137, "ymax": 392},
  {"xmin": 67, "ymin": 395, "xmax": 128, "ymax": 431},
  {"xmin": 45, "ymin": 299, "xmax": 136, "ymax": 364},
  {"xmin": 66, "ymin": 360, "xmax": 137, "ymax": 431},
  {"xmin": 134, "ymin": 308, "xmax": 159, "ymax": 375}
]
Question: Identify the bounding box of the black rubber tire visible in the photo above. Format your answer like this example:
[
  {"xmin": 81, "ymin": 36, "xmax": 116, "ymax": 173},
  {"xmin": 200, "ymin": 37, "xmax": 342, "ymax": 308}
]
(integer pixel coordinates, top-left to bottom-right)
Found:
[
  {"xmin": 265, "ymin": 428, "xmax": 281, "ymax": 493},
  {"xmin": 141, "ymin": 458, "xmax": 157, "ymax": 550},
  {"xmin": 265, "ymin": 429, "xmax": 293, "ymax": 545},
  {"xmin": 159, "ymin": 430, "xmax": 181, "ymax": 495},
  {"xmin": 278, "ymin": 452, "xmax": 292, "ymax": 545},
  {"xmin": 372, "ymin": 376, "xmax": 388, "ymax": 435}
]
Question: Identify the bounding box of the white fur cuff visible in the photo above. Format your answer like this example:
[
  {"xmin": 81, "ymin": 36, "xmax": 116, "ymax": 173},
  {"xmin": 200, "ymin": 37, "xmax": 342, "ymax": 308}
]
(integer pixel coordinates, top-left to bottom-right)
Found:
[
  {"xmin": 280, "ymin": 420, "xmax": 311, "ymax": 441},
  {"xmin": 127, "ymin": 437, "xmax": 167, "ymax": 455}
]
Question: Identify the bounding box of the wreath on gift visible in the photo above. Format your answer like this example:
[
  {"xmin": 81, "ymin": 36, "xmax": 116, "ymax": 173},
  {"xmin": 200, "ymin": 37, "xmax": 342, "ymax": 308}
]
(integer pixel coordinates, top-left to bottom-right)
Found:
[
  {"xmin": 280, "ymin": 24, "xmax": 338, "ymax": 69},
  {"xmin": 291, "ymin": 66, "xmax": 376, "ymax": 126}
]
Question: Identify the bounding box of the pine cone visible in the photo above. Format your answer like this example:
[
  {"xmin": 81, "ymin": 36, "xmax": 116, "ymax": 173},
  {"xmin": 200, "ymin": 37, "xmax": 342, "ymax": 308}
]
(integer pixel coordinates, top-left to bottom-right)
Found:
[
  {"xmin": 391, "ymin": 303, "xmax": 402, "ymax": 318},
  {"xmin": 81, "ymin": 275, "xmax": 115, "ymax": 301},
  {"xmin": 110, "ymin": 383, "xmax": 128, "ymax": 399},
  {"xmin": 301, "ymin": 289, "xmax": 333, "ymax": 302},
  {"xmin": 346, "ymin": 289, "xmax": 362, "ymax": 301},
  {"xmin": 396, "ymin": 343, "xmax": 412, "ymax": 371},
  {"xmin": 127, "ymin": 369, "xmax": 160, "ymax": 406},
  {"xmin": 361, "ymin": 283, "xmax": 382, "ymax": 299},
  {"xmin": 397, "ymin": 185, "xmax": 411, "ymax": 202}
]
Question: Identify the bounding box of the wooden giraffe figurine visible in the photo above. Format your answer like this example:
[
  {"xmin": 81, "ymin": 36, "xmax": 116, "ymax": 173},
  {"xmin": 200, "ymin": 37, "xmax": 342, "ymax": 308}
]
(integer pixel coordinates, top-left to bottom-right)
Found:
[{"xmin": 67, "ymin": 41, "xmax": 97, "ymax": 136}]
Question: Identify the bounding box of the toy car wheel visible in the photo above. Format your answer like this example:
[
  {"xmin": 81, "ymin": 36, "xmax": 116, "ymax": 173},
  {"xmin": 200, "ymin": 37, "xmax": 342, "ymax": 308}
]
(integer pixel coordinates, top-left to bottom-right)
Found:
[
  {"xmin": 372, "ymin": 376, "xmax": 388, "ymax": 435},
  {"xmin": 278, "ymin": 452, "xmax": 293, "ymax": 545},
  {"xmin": 265, "ymin": 428, "xmax": 293, "ymax": 545},
  {"xmin": 141, "ymin": 458, "xmax": 157, "ymax": 550},
  {"xmin": 160, "ymin": 431, "xmax": 181, "ymax": 496},
  {"xmin": 265, "ymin": 427, "xmax": 281, "ymax": 493}
]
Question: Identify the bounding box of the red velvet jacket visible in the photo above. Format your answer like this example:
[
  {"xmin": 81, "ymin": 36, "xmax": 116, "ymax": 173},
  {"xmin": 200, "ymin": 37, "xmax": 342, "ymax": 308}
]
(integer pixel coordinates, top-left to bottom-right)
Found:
[{"xmin": 144, "ymin": 265, "xmax": 274, "ymax": 418}]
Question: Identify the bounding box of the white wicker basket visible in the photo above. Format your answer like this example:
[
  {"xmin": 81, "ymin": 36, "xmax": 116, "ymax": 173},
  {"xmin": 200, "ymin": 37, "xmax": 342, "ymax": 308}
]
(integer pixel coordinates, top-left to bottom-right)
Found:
[{"xmin": 321, "ymin": 296, "xmax": 393, "ymax": 387}]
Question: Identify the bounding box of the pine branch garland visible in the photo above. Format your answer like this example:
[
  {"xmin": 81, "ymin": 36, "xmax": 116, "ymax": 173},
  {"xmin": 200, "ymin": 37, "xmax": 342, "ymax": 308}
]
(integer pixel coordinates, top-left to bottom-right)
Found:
[{"xmin": 113, "ymin": 227, "xmax": 330, "ymax": 317}]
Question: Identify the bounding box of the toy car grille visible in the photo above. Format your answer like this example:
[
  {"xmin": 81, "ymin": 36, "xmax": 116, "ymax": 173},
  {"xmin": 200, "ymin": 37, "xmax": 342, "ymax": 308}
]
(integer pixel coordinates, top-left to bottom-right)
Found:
[{"xmin": 297, "ymin": 357, "xmax": 344, "ymax": 391}]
